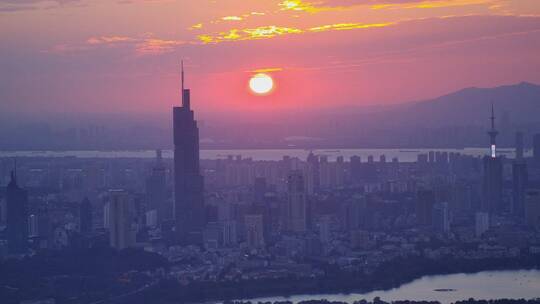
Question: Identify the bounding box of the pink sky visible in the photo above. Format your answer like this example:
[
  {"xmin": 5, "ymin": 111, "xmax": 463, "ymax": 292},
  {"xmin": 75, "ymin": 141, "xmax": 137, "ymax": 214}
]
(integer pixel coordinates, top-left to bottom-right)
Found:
[{"xmin": 1, "ymin": 0, "xmax": 540, "ymax": 116}]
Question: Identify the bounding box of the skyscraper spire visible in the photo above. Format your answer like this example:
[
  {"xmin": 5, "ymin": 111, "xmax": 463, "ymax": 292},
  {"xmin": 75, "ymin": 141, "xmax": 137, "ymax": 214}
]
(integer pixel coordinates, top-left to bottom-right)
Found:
[
  {"xmin": 181, "ymin": 60, "xmax": 190, "ymax": 109},
  {"xmin": 181, "ymin": 60, "xmax": 185, "ymax": 95},
  {"xmin": 488, "ymin": 102, "xmax": 498, "ymax": 158}
]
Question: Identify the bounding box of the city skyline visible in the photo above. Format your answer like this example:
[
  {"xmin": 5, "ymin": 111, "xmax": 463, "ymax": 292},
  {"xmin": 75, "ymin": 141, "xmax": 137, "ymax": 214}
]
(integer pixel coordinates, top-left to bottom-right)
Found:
[{"xmin": 1, "ymin": 1, "xmax": 540, "ymax": 304}]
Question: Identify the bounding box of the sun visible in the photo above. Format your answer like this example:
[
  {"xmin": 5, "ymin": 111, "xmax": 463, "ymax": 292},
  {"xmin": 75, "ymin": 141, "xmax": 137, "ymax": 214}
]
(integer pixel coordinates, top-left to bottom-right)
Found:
[{"xmin": 249, "ymin": 73, "xmax": 274, "ymax": 95}]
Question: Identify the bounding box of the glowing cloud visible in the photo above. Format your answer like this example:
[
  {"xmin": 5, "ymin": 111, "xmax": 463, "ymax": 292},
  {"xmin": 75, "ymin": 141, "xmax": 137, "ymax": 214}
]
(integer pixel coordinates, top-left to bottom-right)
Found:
[
  {"xmin": 251, "ymin": 67, "xmax": 284, "ymax": 73},
  {"xmin": 86, "ymin": 36, "xmax": 136, "ymax": 45},
  {"xmin": 309, "ymin": 22, "xmax": 395, "ymax": 32},
  {"xmin": 222, "ymin": 16, "xmax": 243, "ymax": 21},
  {"xmin": 198, "ymin": 26, "xmax": 303, "ymax": 43},
  {"xmin": 279, "ymin": 0, "xmax": 344, "ymax": 13},
  {"xmin": 371, "ymin": 0, "xmax": 495, "ymax": 10},
  {"xmin": 190, "ymin": 23, "xmax": 203, "ymax": 30},
  {"xmin": 135, "ymin": 39, "xmax": 185, "ymax": 55}
]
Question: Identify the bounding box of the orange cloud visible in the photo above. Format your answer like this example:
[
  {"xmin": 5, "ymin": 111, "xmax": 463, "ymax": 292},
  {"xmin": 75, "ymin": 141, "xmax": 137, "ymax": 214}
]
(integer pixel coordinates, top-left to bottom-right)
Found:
[
  {"xmin": 279, "ymin": 0, "xmax": 346, "ymax": 13},
  {"xmin": 199, "ymin": 26, "xmax": 303, "ymax": 43},
  {"xmin": 371, "ymin": 0, "xmax": 495, "ymax": 10},
  {"xmin": 198, "ymin": 21, "xmax": 395, "ymax": 44},
  {"xmin": 222, "ymin": 16, "xmax": 243, "ymax": 21},
  {"xmin": 51, "ymin": 35, "xmax": 185, "ymax": 55},
  {"xmin": 135, "ymin": 38, "xmax": 185, "ymax": 55},
  {"xmin": 86, "ymin": 36, "xmax": 136, "ymax": 44},
  {"xmin": 309, "ymin": 22, "xmax": 395, "ymax": 31}
]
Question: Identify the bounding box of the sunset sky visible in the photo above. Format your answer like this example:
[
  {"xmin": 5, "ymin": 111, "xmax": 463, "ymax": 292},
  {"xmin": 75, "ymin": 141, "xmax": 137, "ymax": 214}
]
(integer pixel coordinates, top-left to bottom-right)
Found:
[{"xmin": 1, "ymin": 0, "xmax": 540, "ymax": 116}]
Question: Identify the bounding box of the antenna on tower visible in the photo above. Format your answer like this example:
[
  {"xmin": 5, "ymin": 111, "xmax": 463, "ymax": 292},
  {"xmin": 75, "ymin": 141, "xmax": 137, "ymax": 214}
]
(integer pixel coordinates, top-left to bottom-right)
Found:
[
  {"xmin": 181, "ymin": 60, "xmax": 185, "ymax": 93},
  {"xmin": 181, "ymin": 60, "xmax": 191, "ymax": 109}
]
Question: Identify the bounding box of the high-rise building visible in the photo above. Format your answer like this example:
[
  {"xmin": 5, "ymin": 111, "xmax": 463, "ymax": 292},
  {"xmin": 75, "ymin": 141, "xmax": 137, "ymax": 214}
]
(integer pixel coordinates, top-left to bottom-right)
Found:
[
  {"xmin": 525, "ymin": 189, "xmax": 540, "ymax": 229},
  {"xmin": 340, "ymin": 195, "xmax": 366, "ymax": 231},
  {"xmin": 6, "ymin": 171, "xmax": 29, "ymax": 254},
  {"xmin": 146, "ymin": 150, "xmax": 169, "ymax": 223},
  {"xmin": 203, "ymin": 222, "xmax": 222, "ymax": 250},
  {"xmin": 286, "ymin": 170, "xmax": 308, "ymax": 232},
  {"xmin": 306, "ymin": 151, "xmax": 320, "ymax": 193},
  {"xmin": 350, "ymin": 155, "xmax": 362, "ymax": 184},
  {"xmin": 432, "ymin": 202, "xmax": 450, "ymax": 233},
  {"xmin": 515, "ymin": 132, "xmax": 524, "ymax": 160},
  {"xmin": 79, "ymin": 197, "xmax": 92, "ymax": 235},
  {"xmin": 416, "ymin": 190, "xmax": 435, "ymax": 226},
  {"xmin": 173, "ymin": 62, "xmax": 205, "ymax": 244},
  {"xmin": 475, "ymin": 212, "xmax": 490, "ymax": 237},
  {"xmin": 222, "ymin": 220, "xmax": 237, "ymax": 247},
  {"xmin": 107, "ymin": 190, "xmax": 135, "ymax": 250},
  {"xmin": 319, "ymin": 215, "xmax": 332, "ymax": 244},
  {"xmin": 512, "ymin": 161, "xmax": 528, "ymax": 217},
  {"xmin": 533, "ymin": 133, "xmax": 540, "ymax": 162},
  {"xmin": 482, "ymin": 104, "xmax": 503, "ymax": 214},
  {"xmin": 253, "ymin": 177, "xmax": 267, "ymax": 203},
  {"xmin": 245, "ymin": 214, "xmax": 265, "ymax": 248}
]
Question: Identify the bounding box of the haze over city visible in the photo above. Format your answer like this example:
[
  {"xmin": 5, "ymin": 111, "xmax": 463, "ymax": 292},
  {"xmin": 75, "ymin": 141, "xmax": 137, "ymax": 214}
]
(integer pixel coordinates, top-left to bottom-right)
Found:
[{"xmin": 1, "ymin": 1, "xmax": 540, "ymax": 304}]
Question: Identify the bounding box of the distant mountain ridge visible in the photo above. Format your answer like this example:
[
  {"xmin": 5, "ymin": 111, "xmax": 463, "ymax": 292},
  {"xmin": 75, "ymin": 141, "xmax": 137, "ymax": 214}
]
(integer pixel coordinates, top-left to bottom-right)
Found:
[
  {"xmin": 393, "ymin": 82, "xmax": 540, "ymax": 127},
  {"xmin": 0, "ymin": 82, "xmax": 539, "ymax": 150}
]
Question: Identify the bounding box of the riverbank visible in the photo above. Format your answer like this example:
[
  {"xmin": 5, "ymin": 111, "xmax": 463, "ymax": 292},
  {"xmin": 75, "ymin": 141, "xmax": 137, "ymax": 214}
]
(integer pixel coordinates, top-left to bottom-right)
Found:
[
  {"xmin": 136, "ymin": 254, "xmax": 540, "ymax": 304},
  {"xmin": 225, "ymin": 298, "xmax": 540, "ymax": 304}
]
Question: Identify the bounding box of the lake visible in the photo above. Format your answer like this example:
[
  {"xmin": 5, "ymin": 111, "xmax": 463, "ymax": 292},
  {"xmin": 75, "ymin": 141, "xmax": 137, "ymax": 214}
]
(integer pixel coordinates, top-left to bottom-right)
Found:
[{"xmin": 237, "ymin": 270, "xmax": 540, "ymax": 304}]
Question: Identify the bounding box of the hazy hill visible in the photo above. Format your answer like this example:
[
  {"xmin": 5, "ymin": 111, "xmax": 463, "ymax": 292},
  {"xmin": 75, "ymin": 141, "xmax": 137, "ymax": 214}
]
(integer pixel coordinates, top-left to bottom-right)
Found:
[{"xmin": 395, "ymin": 82, "xmax": 540, "ymax": 127}]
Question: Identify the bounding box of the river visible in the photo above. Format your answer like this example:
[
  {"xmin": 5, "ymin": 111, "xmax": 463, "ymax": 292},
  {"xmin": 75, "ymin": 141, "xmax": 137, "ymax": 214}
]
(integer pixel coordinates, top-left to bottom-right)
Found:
[
  {"xmin": 0, "ymin": 148, "xmax": 527, "ymax": 162},
  {"xmin": 237, "ymin": 270, "xmax": 540, "ymax": 304}
]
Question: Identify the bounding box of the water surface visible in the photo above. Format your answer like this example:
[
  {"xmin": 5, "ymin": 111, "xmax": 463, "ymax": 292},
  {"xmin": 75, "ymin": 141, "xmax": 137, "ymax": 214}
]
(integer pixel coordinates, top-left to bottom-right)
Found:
[{"xmin": 240, "ymin": 270, "xmax": 540, "ymax": 304}]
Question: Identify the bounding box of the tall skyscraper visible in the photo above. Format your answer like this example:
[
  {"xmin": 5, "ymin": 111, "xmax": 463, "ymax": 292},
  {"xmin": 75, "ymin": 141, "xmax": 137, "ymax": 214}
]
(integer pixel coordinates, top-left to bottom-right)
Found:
[
  {"xmin": 173, "ymin": 62, "xmax": 205, "ymax": 244},
  {"xmin": 107, "ymin": 190, "xmax": 135, "ymax": 250},
  {"xmin": 6, "ymin": 170, "xmax": 29, "ymax": 254},
  {"xmin": 286, "ymin": 170, "xmax": 308, "ymax": 232},
  {"xmin": 482, "ymin": 104, "xmax": 503, "ymax": 214}
]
